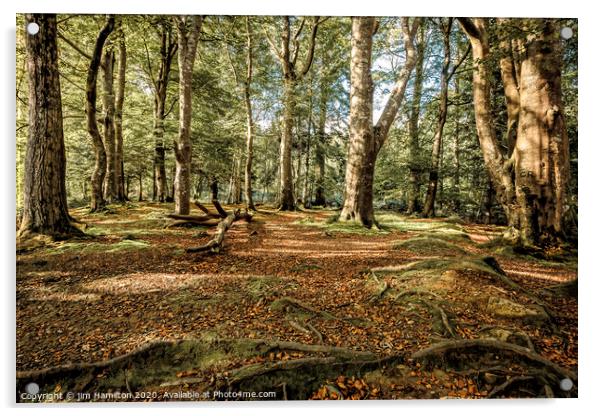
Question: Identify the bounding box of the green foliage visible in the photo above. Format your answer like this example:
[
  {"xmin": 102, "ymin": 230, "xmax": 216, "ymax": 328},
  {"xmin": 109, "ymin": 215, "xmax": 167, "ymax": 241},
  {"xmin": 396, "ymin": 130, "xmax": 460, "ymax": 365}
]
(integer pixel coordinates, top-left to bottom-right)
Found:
[{"xmin": 15, "ymin": 16, "xmax": 577, "ymax": 223}]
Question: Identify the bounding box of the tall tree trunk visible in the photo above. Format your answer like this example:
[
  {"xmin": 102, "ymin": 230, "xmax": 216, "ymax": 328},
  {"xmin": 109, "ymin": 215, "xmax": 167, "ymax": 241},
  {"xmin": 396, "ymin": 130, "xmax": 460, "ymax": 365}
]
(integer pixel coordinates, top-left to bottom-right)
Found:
[
  {"xmin": 210, "ymin": 176, "xmax": 219, "ymax": 201},
  {"xmin": 459, "ymin": 18, "xmax": 568, "ymax": 245},
  {"xmin": 243, "ymin": 17, "xmax": 256, "ymax": 211},
  {"xmin": 314, "ymin": 78, "xmax": 328, "ymax": 206},
  {"xmin": 265, "ymin": 16, "xmax": 320, "ymax": 211},
  {"xmin": 153, "ymin": 23, "xmax": 177, "ymax": 203},
  {"xmin": 232, "ymin": 156, "xmax": 242, "ymax": 204},
  {"xmin": 484, "ymin": 179, "xmax": 494, "ymax": 224},
  {"xmin": 168, "ymin": 165, "xmax": 175, "ymax": 202},
  {"xmin": 406, "ymin": 23, "xmax": 425, "ymax": 214},
  {"xmin": 101, "ymin": 49, "xmax": 117, "ymax": 203},
  {"xmin": 138, "ymin": 172, "xmax": 143, "ymax": 201},
  {"xmin": 423, "ymin": 19, "xmax": 452, "ymax": 218},
  {"xmin": 498, "ymin": 18, "xmax": 520, "ymax": 160},
  {"xmin": 302, "ymin": 82, "xmax": 313, "ymax": 208},
  {"xmin": 451, "ymin": 54, "xmax": 462, "ymax": 211},
  {"xmin": 18, "ymin": 14, "xmax": 79, "ymax": 239},
  {"xmin": 514, "ymin": 19, "xmax": 569, "ymax": 245},
  {"xmin": 86, "ymin": 16, "xmax": 114, "ymax": 212},
  {"xmin": 340, "ymin": 17, "xmax": 376, "ymax": 226},
  {"xmin": 173, "ymin": 16, "xmax": 203, "ymax": 215},
  {"xmin": 340, "ymin": 17, "xmax": 420, "ymax": 227},
  {"xmin": 114, "ymin": 22, "xmax": 127, "ymax": 201},
  {"xmin": 458, "ymin": 18, "xmax": 519, "ymax": 240},
  {"xmin": 279, "ymin": 78, "xmax": 297, "ymax": 210}
]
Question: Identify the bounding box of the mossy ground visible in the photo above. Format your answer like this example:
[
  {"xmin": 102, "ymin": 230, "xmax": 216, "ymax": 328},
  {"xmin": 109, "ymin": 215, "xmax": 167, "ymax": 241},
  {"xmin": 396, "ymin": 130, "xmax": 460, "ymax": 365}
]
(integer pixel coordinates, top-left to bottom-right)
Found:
[{"xmin": 16, "ymin": 203, "xmax": 578, "ymax": 400}]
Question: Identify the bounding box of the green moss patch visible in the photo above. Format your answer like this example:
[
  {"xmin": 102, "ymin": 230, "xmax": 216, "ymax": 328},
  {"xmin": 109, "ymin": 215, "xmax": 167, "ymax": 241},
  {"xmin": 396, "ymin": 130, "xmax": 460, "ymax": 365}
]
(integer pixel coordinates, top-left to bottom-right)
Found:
[
  {"xmin": 392, "ymin": 237, "xmax": 467, "ymax": 256},
  {"xmin": 47, "ymin": 239, "xmax": 150, "ymax": 255}
]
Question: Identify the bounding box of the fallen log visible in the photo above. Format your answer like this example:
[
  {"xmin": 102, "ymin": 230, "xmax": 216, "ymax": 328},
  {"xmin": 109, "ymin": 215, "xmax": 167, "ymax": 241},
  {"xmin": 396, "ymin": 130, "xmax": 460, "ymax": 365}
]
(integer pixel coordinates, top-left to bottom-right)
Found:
[
  {"xmin": 166, "ymin": 219, "xmax": 221, "ymax": 228},
  {"xmin": 167, "ymin": 213, "xmax": 217, "ymax": 223},
  {"xmin": 186, "ymin": 208, "xmax": 252, "ymax": 253}
]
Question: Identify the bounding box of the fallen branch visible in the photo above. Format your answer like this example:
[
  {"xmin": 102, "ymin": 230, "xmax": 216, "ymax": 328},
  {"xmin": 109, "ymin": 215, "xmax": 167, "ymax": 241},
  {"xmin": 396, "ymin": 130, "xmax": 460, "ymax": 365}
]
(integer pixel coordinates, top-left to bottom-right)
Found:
[
  {"xmin": 166, "ymin": 219, "xmax": 220, "ymax": 228},
  {"xmin": 186, "ymin": 209, "xmax": 244, "ymax": 253},
  {"xmin": 212, "ymin": 199, "xmax": 228, "ymax": 218},
  {"xmin": 194, "ymin": 201, "xmax": 211, "ymax": 214}
]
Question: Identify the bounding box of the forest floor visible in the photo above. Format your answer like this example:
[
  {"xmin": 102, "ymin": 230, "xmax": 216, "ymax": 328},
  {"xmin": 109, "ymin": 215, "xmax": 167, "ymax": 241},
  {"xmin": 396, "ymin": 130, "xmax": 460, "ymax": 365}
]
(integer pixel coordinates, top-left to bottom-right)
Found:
[{"xmin": 16, "ymin": 202, "xmax": 578, "ymax": 401}]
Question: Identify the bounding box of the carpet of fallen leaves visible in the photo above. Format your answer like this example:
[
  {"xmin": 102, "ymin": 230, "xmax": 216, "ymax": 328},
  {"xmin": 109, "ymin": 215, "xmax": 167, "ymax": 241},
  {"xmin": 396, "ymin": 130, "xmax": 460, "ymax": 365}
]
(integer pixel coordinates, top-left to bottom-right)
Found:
[{"xmin": 16, "ymin": 202, "xmax": 578, "ymax": 400}]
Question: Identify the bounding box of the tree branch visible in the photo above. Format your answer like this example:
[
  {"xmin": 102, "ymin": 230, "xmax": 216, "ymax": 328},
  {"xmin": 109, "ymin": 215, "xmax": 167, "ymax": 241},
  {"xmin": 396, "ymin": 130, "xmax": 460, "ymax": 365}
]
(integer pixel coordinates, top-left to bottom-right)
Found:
[
  {"xmin": 457, "ymin": 17, "xmax": 481, "ymax": 40},
  {"xmin": 299, "ymin": 16, "xmax": 320, "ymax": 78},
  {"xmin": 373, "ymin": 17, "xmax": 421, "ymax": 152},
  {"xmin": 446, "ymin": 45, "xmax": 471, "ymax": 82},
  {"xmin": 58, "ymin": 31, "xmax": 93, "ymax": 62},
  {"xmin": 290, "ymin": 17, "xmax": 306, "ymax": 68}
]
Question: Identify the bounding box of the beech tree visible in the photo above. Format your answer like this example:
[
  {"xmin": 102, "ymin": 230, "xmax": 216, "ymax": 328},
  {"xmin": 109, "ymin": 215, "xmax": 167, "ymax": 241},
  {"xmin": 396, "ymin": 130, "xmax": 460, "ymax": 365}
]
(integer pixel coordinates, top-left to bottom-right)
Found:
[
  {"xmin": 86, "ymin": 16, "xmax": 115, "ymax": 212},
  {"xmin": 18, "ymin": 14, "xmax": 80, "ymax": 239},
  {"xmin": 340, "ymin": 17, "xmax": 421, "ymax": 227},
  {"xmin": 423, "ymin": 18, "xmax": 469, "ymax": 217},
  {"xmin": 173, "ymin": 15, "xmax": 203, "ymax": 215},
  {"xmin": 406, "ymin": 22, "xmax": 425, "ymax": 214},
  {"xmin": 101, "ymin": 42, "xmax": 117, "ymax": 202},
  {"xmin": 225, "ymin": 17, "xmax": 257, "ymax": 210},
  {"xmin": 263, "ymin": 17, "xmax": 321, "ymax": 210},
  {"xmin": 147, "ymin": 19, "xmax": 177, "ymax": 203},
  {"xmin": 114, "ymin": 22, "xmax": 127, "ymax": 201},
  {"xmin": 458, "ymin": 18, "xmax": 570, "ymax": 245},
  {"xmin": 14, "ymin": 15, "xmax": 575, "ymax": 246}
]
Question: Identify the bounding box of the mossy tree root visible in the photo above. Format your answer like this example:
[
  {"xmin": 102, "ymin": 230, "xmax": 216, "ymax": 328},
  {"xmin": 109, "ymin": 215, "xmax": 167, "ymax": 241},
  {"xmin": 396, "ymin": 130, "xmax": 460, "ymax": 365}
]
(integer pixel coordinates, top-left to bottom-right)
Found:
[{"xmin": 412, "ymin": 338, "xmax": 576, "ymax": 382}]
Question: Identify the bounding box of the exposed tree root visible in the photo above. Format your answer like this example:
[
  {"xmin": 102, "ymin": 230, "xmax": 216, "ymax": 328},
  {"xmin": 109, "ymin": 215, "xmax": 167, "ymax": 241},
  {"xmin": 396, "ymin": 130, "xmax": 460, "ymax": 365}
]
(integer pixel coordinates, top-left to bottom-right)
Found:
[
  {"xmin": 271, "ymin": 297, "xmax": 337, "ymax": 320},
  {"xmin": 488, "ymin": 375, "xmax": 534, "ymax": 398},
  {"xmin": 481, "ymin": 256, "xmax": 557, "ymax": 321},
  {"xmin": 16, "ymin": 337, "xmax": 376, "ymax": 394},
  {"xmin": 16, "ymin": 339, "xmax": 175, "ymax": 383},
  {"xmin": 367, "ymin": 272, "xmax": 391, "ymax": 303},
  {"xmin": 395, "ymin": 291, "xmax": 454, "ymax": 338},
  {"xmin": 477, "ymin": 325, "xmax": 535, "ymax": 351},
  {"xmin": 394, "ymin": 289, "xmax": 442, "ymax": 301},
  {"xmin": 412, "ymin": 338, "xmax": 576, "ymax": 381},
  {"xmin": 215, "ymin": 353, "xmax": 403, "ymax": 400},
  {"xmin": 543, "ymin": 279, "xmax": 577, "ymax": 298},
  {"xmin": 253, "ymin": 339, "xmax": 375, "ymax": 359}
]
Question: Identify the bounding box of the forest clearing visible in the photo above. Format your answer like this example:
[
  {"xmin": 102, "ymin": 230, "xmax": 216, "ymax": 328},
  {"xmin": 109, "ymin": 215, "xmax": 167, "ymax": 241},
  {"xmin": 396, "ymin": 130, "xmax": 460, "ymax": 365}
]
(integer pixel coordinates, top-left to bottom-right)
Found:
[
  {"xmin": 16, "ymin": 202, "xmax": 577, "ymax": 400},
  {"xmin": 15, "ymin": 13, "xmax": 577, "ymax": 402}
]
